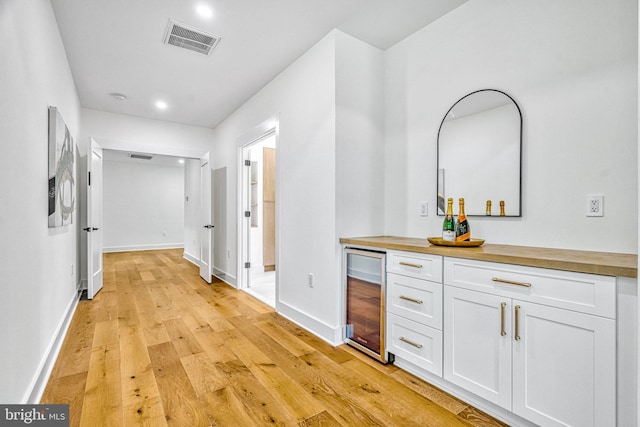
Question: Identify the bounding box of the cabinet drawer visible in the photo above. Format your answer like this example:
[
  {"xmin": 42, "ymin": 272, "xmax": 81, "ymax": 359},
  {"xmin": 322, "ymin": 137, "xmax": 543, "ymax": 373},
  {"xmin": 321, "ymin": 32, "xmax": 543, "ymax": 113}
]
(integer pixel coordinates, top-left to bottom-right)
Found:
[
  {"xmin": 444, "ymin": 258, "xmax": 616, "ymax": 318},
  {"xmin": 387, "ymin": 313, "xmax": 443, "ymax": 377},
  {"xmin": 387, "ymin": 273, "xmax": 442, "ymax": 329},
  {"xmin": 387, "ymin": 251, "xmax": 442, "ymax": 282}
]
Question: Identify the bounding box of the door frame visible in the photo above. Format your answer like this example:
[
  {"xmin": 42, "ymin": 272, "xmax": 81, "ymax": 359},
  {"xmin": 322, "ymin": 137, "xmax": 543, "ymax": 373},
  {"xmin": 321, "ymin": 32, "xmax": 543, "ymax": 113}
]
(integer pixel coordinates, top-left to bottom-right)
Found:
[
  {"xmin": 86, "ymin": 138, "xmax": 104, "ymax": 299},
  {"xmin": 83, "ymin": 139, "xmax": 208, "ymax": 288},
  {"xmin": 236, "ymin": 116, "xmax": 279, "ymax": 306}
]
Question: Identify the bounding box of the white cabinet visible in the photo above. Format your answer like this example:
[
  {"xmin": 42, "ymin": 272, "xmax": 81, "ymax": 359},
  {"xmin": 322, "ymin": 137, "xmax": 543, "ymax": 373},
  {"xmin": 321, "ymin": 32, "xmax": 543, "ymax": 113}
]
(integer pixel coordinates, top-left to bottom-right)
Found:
[
  {"xmin": 386, "ymin": 251, "xmax": 443, "ymax": 376},
  {"xmin": 444, "ymin": 257, "xmax": 617, "ymax": 427},
  {"xmin": 387, "ymin": 312, "xmax": 443, "ymax": 375},
  {"xmin": 387, "ymin": 250, "xmax": 442, "ymax": 281},
  {"xmin": 387, "ymin": 273, "xmax": 441, "ymax": 329},
  {"xmin": 444, "ymin": 286, "xmax": 512, "ymax": 409},
  {"xmin": 512, "ymin": 301, "xmax": 615, "ymax": 427}
]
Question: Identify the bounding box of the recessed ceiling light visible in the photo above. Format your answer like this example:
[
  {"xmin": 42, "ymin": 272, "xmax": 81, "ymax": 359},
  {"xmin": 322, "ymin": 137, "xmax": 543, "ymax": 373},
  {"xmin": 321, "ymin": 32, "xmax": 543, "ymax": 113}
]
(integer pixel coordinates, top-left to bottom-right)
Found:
[
  {"xmin": 178, "ymin": 158, "xmax": 185, "ymax": 164},
  {"xmin": 109, "ymin": 92, "xmax": 127, "ymax": 101},
  {"xmin": 196, "ymin": 4, "xmax": 213, "ymax": 19},
  {"xmin": 155, "ymin": 100, "xmax": 168, "ymax": 110}
]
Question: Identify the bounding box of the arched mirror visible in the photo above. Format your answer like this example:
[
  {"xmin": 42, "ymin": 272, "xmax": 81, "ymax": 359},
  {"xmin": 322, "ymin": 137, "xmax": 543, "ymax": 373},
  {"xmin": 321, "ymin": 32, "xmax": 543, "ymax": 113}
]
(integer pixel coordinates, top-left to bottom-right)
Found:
[{"xmin": 437, "ymin": 89, "xmax": 522, "ymax": 217}]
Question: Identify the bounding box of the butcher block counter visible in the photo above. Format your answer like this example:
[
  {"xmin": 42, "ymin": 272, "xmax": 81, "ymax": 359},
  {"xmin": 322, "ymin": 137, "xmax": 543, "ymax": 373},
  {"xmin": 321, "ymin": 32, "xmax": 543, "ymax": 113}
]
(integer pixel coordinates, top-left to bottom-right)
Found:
[{"xmin": 339, "ymin": 236, "xmax": 637, "ymax": 278}]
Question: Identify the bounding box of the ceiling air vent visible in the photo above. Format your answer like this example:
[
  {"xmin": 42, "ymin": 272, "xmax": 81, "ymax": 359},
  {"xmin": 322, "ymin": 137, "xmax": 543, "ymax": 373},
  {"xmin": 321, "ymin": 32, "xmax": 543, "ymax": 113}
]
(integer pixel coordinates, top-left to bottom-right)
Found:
[
  {"xmin": 163, "ymin": 19, "xmax": 221, "ymax": 56},
  {"xmin": 129, "ymin": 153, "xmax": 153, "ymax": 160}
]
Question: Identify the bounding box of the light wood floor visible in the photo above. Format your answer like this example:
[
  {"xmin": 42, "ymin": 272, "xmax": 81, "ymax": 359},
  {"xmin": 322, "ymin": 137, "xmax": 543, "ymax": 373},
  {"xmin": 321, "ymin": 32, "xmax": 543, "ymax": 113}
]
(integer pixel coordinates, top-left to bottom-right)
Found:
[{"xmin": 41, "ymin": 249, "xmax": 507, "ymax": 427}]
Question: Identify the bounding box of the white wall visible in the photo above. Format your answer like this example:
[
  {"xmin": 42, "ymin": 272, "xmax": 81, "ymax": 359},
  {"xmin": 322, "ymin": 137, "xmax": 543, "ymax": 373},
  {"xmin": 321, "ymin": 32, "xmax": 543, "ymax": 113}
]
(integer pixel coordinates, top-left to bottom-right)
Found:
[
  {"xmin": 0, "ymin": 0, "xmax": 82, "ymax": 403},
  {"xmin": 385, "ymin": 0, "xmax": 638, "ymax": 254},
  {"xmin": 210, "ymin": 30, "xmax": 384, "ymax": 342},
  {"xmin": 80, "ymin": 108, "xmax": 213, "ymax": 159},
  {"xmin": 102, "ymin": 159, "xmax": 185, "ymax": 252},
  {"xmin": 211, "ymin": 32, "xmax": 337, "ymax": 338},
  {"xmin": 335, "ymin": 31, "xmax": 386, "ymax": 239},
  {"xmin": 184, "ymin": 159, "xmax": 201, "ymax": 263}
]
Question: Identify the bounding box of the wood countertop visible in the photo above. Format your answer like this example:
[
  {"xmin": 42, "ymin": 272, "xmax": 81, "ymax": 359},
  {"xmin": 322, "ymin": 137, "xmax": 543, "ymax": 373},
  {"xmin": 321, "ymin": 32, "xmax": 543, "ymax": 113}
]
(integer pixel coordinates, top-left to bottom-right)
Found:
[{"xmin": 339, "ymin": 236, "xmax": 638, "ymax": 278}]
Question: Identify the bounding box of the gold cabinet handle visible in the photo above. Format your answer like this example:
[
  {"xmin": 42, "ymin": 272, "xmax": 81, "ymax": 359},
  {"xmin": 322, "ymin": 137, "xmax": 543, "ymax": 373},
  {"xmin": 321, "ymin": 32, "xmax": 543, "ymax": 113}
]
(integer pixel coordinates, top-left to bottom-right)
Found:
[
  {"xmin": 399, "ymin": 261, "xmax": 423, "ymax": 269},
  {"xmin": 500, "ymin": 302, "xmax": 507, "ymax": 336},
  {"xmin": 492, "ymin": 277, "xmax": 531, "ymax": 288},
  {"xmin": 399, "ymin": 337, "xmax": 423, "ymax": 349},
  {"xmin": 399, "ymin": 295, "xmax": 423, "ymax": 305},
  {"xmin": 514, "ymin": 305, "xmax": 521, "ymax": 341}
]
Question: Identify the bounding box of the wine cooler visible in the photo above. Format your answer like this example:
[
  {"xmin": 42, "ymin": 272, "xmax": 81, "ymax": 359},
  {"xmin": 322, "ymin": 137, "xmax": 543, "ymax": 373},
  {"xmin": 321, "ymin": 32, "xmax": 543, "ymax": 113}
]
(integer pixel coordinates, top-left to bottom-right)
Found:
[{"xmin": 345, "ymin": 247, "xmax": 389, "ymax": 363}]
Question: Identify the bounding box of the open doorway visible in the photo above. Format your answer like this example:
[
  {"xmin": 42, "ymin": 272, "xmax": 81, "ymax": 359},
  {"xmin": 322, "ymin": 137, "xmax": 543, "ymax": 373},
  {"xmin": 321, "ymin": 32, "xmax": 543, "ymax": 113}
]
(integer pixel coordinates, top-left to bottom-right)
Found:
[
  {"xmin": 240, "ymin": 131, "xmax": 276, "ymax": 307},
  {"xmin": 96, "ymin": 148, "xmax": 204, "ymax": 265}
]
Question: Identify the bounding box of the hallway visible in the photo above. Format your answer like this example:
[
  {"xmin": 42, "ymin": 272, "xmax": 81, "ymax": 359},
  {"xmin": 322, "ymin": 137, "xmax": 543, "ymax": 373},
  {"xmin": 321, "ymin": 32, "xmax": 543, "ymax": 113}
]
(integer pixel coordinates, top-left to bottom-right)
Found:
[{"xmin": 40, "ymin": 249, "xmax": 504, "ymax": 426}]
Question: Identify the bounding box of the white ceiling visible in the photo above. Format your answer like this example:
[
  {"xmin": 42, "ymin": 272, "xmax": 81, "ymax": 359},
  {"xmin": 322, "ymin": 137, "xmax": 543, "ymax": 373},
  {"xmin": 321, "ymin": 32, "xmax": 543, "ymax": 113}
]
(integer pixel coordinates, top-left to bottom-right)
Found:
[{"xmin": 50, "ymin": 0, "xmax": 467, "ymax": 129}]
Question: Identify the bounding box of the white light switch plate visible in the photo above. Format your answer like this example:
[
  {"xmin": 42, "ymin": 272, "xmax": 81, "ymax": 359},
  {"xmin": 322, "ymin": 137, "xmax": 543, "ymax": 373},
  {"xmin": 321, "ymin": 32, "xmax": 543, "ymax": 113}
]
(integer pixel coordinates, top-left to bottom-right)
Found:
[{"xmin": 420, "ymin": 201, "xmax": 428, "ymax": 216}]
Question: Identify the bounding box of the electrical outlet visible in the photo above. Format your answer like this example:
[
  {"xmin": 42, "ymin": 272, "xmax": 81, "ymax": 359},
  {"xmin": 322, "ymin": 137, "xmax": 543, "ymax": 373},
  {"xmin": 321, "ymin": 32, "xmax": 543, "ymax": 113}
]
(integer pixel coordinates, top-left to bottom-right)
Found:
[
  {"xmin": 420, "ymin": 201, "xmax": 428, "ymax": 217},
  {"xmin": 586, "ymin": 194, "xmax": 604, "ymax": 217},
  {"xmin": 308, "ymin": 273, "xmax": 314, "ymax": 288}
]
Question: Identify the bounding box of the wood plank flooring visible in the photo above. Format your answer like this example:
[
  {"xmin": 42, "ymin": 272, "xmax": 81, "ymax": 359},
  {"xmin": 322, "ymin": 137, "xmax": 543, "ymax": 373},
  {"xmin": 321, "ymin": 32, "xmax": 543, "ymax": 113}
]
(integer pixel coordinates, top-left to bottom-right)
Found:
[{"xmin": 41, "ymin": 249, "xmax": 507, "ymax": 427}]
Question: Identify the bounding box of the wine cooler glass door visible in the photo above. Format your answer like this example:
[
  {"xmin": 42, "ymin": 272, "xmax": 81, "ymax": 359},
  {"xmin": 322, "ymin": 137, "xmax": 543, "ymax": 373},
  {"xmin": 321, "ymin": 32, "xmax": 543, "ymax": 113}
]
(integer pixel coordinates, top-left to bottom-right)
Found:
[{"xmin": 345, "ymin": 248, "xmax": 386, "ymax": 362}]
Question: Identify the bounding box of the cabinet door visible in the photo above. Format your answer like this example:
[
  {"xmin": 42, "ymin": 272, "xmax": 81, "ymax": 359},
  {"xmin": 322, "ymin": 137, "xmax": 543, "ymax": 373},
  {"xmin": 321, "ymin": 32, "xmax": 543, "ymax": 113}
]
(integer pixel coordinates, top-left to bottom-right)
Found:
[
  {"xmin": 444, "ymin": 286, "xmax": 512, "ymax": 410},
  {"xmin": 512, "ymin": 301, "xmax": 616, "ymax": 427}
]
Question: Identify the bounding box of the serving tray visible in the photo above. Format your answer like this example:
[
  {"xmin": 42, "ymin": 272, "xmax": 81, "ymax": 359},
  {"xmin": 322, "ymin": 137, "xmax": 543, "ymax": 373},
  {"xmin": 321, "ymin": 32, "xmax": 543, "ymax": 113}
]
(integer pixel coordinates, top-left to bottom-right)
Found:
[{"xmin": 427, "ymin": 237, "xmax": 485, "ymax": 247}]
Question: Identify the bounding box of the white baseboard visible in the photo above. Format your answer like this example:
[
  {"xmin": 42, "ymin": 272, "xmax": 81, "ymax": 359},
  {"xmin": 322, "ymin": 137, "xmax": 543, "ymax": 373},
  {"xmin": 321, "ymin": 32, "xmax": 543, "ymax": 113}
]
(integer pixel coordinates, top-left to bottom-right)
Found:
[
  {"xmin": 183, "ymin": 254, "xmax": 238, "ymax": 288},
  {"xmin": 103, "ymin": 243, "xmax": 184, "ymax": 253},
  {"xmin": 276, "ymin": 301, "xmax": 343, "ymax": 346},
  {"xmin": 24, "ymin": 291, "xmax": 81, "ymax": 404},
  {"xmin": 183, "ymin": 251, "xmax": 199, "ymax": 266},
  {"xmin": 213, "ymin": 268, "xmax": 237, "ymax": 288}
]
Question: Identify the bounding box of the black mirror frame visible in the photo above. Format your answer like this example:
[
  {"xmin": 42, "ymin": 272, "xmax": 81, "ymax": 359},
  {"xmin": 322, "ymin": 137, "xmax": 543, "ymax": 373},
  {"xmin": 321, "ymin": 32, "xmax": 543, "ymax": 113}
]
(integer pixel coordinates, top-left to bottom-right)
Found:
[{"xmin": 436, "ymin": 89, "xmax": 523, "ymax": 217}]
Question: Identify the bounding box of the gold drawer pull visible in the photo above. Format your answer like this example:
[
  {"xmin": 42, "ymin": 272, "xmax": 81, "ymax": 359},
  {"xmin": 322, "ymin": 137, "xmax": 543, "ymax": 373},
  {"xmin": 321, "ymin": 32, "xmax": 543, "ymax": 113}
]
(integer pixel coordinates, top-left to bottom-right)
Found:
[
  {"xmin": 399, "ymin": 295, "xmax": 423, "ymax": 305},
  {"xmin": 399, "ymin": 261, "xmax": 423, "ymax": 269},
  {"xmin": 355, "ymin": 336, "xmax": 368, "ymax": 344},
  {"xmin": 514, "ymin": 305, "xmax": 521, "ymax": 341},
  {"xmin": 492, "ymin": 277, "xmax": 531, "ymax": 288},
  {"xmin": 500, "ymin": 302, "xmax": 507, "ymax": 336},
  {"xmin": 399, "ymin": 337, "xmax": 423, "ymax": 349}
]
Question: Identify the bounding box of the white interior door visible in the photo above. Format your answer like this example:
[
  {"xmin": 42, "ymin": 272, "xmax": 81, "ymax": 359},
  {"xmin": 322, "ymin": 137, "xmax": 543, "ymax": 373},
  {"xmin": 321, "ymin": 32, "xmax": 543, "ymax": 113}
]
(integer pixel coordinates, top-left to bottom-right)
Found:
[
  {"xmin": 86, "ymin": 138, "xmax": 103, "ymax": 299},
  {"xmin": 200, "ymin": 153, "xmax": 213, "ymax": 283}
]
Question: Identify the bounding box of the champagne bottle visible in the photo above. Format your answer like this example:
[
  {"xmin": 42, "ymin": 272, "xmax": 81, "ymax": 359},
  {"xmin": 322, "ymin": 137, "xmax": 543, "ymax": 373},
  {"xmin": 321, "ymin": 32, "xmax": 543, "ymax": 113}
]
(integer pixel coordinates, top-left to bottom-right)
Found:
[
  {"xmin": 442, "ymin": 198, "xmax": 456, "ymax": 241},
  {"xmin": 486, "ymin": 200, "xmax": 492, "ymax": 216},
  {"xmin": 500, "ymin": 200, "xmax": 506, "ymax": 216},
  {"xmin": 456, "ymin": 198, "xmax": 471, "ymax": 241}
]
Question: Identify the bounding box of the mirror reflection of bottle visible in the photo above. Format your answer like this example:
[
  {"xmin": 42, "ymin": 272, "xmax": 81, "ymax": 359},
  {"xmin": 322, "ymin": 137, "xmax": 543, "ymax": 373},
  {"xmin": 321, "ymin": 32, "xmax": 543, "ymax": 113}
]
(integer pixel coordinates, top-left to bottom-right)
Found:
[
  {"xmin": 486, "ymin": 200, "xmax": 492, "ymax": 216},
  {"xmin": 500, "ymin": 200, "xmax": 505, "ymax": 216},
  {"xmin": 442, "ymin": 198, "xmax": 456, "ymax": 241},
  {"xmin": 456, "ymin": 198, "xmax": 471, "ymax": 241}
]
